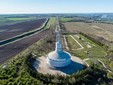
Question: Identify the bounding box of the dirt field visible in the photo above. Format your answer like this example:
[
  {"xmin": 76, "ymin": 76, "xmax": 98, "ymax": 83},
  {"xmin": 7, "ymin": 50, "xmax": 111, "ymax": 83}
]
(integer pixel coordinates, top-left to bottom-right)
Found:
[
  {"xmin": 63, "ymin": 22, "xmax": 113, "ymax": 42},
  {"xmin": 0, "ymin": 18, "xmax": 46, "ymax": 41},
  {"xmin": 0, "ymin": 30, "xmax": 51, "ymax": 64}
]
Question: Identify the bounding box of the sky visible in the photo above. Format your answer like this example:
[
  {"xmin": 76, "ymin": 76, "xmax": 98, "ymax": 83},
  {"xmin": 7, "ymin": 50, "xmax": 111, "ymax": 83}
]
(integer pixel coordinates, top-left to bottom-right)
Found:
[{"xmin": 0, "ymin": 0, "xmax": 113, "ymax": 14}]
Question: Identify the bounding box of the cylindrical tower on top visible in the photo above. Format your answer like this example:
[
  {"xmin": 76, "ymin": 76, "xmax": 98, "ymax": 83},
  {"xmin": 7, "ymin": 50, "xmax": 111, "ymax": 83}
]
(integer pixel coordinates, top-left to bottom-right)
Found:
[{"xmin": 55, "ymin": 28, "xmax": 62, "ymax": 53}]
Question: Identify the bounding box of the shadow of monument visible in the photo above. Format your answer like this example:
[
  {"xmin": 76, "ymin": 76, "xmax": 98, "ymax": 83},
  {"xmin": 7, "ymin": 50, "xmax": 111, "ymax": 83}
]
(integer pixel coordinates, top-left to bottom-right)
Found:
[
  {"xmin": 33, "ymin": 59, "xmax": 41, "ymax": 69},
  {"xmin": 55, "ymin": 60, "xmax": 85, "ymax": 75}
]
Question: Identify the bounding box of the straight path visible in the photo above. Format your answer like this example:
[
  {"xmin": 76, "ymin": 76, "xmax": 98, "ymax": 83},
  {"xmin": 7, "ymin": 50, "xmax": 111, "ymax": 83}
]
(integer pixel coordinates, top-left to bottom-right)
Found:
[
  {"xmin": 70, "ymin": 35, "xmax": 84, "ymax": 50},
  {"xmin": 63, "ymin": 35, "xmax": 69, "ymax": 50},
  {"xmin": 97, "ymin": 59, "xmax": 113, "ymax": 74}
]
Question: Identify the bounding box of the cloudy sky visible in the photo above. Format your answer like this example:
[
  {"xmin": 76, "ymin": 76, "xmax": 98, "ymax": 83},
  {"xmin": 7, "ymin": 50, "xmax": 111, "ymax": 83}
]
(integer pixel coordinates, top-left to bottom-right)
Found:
[{"xmin": 0, "ymin": 0, "xmax": 112, "ymax": 14}]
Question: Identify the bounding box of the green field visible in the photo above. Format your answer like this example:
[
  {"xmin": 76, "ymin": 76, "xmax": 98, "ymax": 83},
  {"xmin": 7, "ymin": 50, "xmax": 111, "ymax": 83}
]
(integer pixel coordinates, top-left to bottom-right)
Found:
[
  {"xmin": 64, "ymin": 34, "xmax": 113, "ymax": 76},
  {"xmin": 76, "ymin": 34, "xmax": 106, "ymax": 58},
  {"xmin": 65, "ymin": 34, "xmax": 106, "ymax": 59},
  {"xmin": 0, "ymin": 17, "xmax": 36, "ymax": 26},
  {"xmin": 110, "ymin": 61, "xmax": 113, "ymax": 71},
  {"xmin": 45, "ymin": 17, "xmax": 56, "ymax": 29},
  {"xmin": 61, "ymin": 17, "xmax": 74, "ymax": 22},
  {"xmin": 65, "ymin": 35, "xmax": 81, "ymax": 49},
  {"xmin": 6, "ymin": 17, "xmax": 33, "ymax": 21},
  {"xmin": 64, "ymin": 33, "xmax": 113, "ymax": 79}
]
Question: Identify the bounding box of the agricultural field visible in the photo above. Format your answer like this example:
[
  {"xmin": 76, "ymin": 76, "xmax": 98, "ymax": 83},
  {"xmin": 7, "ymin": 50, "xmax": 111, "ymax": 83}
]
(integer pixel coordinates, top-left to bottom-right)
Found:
[
  {"xmin": 0, "ymin": 17, "xmax": 35, "ymax": 26},
  {"xmin": 6, "ymin": 17, "xmax": 33, "ymax": 21},
  {"xmin": 0, "ymin": 17, "xmax": 51, "ymax": 64},
  {"xmin": 61, "ymin": 17, "xmax": 74, "ymax": 22},
  {"xmin": 63, "ymin": 22, "xmax": 113, "ymax": 49},
  {"xmin": 0, "ymin": 29, "xmax": 51, "ymax": 64},
  {"xmin": 0, "ymin": 18, "xmax": 46, "ymax": 41}
]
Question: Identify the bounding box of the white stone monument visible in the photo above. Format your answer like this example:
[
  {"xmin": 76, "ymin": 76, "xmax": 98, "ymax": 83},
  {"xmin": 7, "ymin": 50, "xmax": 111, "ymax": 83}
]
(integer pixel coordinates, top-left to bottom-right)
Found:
[{"xmin": 47, "ymin": 28, "xmax": 71, "ymax": 67}]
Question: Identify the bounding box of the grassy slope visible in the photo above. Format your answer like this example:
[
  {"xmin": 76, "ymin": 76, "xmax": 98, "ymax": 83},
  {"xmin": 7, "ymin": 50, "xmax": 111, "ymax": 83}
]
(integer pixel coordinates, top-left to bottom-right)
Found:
[{"xmin": 0, "ymin": 17, "xmax": 36, "ymax": 26}]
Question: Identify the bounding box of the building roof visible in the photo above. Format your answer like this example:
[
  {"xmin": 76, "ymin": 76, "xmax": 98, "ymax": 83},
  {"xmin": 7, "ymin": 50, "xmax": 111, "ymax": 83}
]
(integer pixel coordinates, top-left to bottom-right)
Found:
[{"xmin": 48, "ymin": 51, "xmax": 71, "ymax": 61}]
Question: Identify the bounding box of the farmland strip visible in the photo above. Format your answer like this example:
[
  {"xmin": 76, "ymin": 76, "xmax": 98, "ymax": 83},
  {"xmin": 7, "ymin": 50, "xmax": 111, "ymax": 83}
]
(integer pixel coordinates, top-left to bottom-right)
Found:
[
  {"xmin": 0, "ymin": 18, "xmax": 46, "ymax": 41},
  {"xmin": 0, "ymin": 29, "xmax": 51, "ymax": 64},
  {"xmin": 0, "ymin": 19, "xmax": 48, "ymax": 47}
]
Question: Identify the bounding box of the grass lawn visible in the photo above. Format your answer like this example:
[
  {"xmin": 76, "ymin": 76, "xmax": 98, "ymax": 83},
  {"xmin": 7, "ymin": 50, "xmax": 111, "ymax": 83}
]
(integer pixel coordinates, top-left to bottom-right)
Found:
[
  {"xmin": 61, "ymin": 17, "xmax": 74, "ymax": 22},
  {"xmin": 64, "ymin": 34, "xmax": 107, "ymax": 60},
  {"xmin": 73, "ymin": 34, "xmax": 106, "ymax": 59},
  {"xmin": 65, "ymin": 35, "xmax": 81, "ymax": 50},
  {"xmin": 110, "ymin": 61, "xmax": 113, "ymax": 71},
  {"xmin": 49, "ymin": 17, "xmax": 56, "ymax": 25},
  {"xmin": 85, "ymin": 60, "xmax": 93, "ymax": 65}
]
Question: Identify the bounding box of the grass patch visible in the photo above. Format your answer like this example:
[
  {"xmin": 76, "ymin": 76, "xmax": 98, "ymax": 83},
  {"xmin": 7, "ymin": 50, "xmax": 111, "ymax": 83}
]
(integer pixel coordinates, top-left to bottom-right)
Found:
[
  {"xmin": 110, "ymin": 61, "xmax": 113, "ymax": 71},
  {"xmin": 65, "ymin": 35, "xmax": 81, "ymax": 49},
  {"xmin": 6, "ymin": 18, "xmax": 32, "ymax": 21},
  {"xmin": 72, "ymin": 34, "xmax": 106, "ymax": 59},
  {"xmin": 61, "ymin": 17, "xmax": 74, "ymax": 22},
  {"xmin": 0, "ymin": 17, "xmax": 35, "ymax": 26},
  {"xmin": 45, "ymin": 17, "xmax": 56, "ymax": 29}
]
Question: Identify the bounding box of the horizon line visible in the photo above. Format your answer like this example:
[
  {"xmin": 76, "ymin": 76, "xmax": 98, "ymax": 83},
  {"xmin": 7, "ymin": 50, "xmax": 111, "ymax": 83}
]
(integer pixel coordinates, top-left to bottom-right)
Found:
[{"xmin": 0, "ymin": 12, "xmax": 113, "ymax": 15}]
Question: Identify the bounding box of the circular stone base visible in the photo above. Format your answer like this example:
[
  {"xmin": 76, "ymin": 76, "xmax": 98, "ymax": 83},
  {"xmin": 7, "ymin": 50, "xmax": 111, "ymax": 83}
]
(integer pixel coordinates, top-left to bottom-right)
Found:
[{"xmin": 33, "ymin": 56, "xmax": 85, "ymax": 76}]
